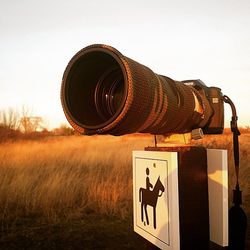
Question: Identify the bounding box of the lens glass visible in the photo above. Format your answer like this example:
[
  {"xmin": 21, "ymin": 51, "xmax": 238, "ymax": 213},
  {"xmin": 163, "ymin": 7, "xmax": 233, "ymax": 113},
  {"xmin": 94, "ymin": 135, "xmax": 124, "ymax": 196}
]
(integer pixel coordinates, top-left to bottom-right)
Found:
[
  {"xmin": 94, "ymin": 68, "xmax": 125, "ymax": 121},
  {"xmin": 64, "ymin": 49, "xmax": 127, "ymax": 130}
]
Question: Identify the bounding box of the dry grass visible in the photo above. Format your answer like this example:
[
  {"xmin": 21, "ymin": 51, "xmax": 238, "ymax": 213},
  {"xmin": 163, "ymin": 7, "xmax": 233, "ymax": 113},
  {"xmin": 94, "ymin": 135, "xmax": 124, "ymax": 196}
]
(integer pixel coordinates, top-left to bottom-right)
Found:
[
  {"xmin": 0, "ymin": 135, "xmax": 153, "ymax": 225},
  {"xmin": 0, "ymin": 133, "xmax": 249, "ymax": 228}
]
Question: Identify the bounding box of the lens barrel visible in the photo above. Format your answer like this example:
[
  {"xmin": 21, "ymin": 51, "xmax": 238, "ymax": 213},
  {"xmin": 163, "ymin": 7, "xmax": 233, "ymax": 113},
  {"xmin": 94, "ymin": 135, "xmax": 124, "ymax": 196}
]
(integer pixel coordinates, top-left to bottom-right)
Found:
[{"xmin": 61, "ymin": 44, "xmax": 213, "ymax": 135}]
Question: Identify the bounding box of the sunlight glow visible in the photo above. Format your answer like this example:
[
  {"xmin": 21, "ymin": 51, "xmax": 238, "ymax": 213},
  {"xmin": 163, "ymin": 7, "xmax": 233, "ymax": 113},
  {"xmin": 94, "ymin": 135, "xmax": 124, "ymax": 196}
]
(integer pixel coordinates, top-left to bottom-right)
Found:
[{"xmin": 1, "ymin": 0, "xmax": 249, "ymax": 129}]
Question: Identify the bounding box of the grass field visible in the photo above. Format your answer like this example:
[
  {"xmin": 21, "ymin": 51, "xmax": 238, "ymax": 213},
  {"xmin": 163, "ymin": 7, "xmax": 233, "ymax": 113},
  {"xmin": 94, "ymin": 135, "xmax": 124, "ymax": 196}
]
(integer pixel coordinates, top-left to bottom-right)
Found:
[{"xmin": 0, "ymin": 133, "xmax": 249, "ymax": 249}]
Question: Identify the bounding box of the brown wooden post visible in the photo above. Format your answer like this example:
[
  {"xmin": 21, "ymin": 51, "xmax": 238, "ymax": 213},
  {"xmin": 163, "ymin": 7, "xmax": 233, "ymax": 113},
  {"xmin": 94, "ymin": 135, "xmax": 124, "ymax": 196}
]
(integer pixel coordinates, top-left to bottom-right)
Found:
[{"xmin": 145, "ymin": 146, "xmax": 210, "ymax": 250}]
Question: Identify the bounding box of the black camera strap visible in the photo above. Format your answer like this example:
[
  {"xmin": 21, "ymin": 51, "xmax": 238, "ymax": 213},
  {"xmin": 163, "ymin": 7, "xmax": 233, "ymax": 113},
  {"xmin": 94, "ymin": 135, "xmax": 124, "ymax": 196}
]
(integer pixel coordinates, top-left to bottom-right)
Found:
[
  {"xmin": 223, "ymin": 95, "xmax": 241, "ymax": 194},
  {"xmin": 223, "ymin": 95, "xmax": 247, "ymax": 250}
]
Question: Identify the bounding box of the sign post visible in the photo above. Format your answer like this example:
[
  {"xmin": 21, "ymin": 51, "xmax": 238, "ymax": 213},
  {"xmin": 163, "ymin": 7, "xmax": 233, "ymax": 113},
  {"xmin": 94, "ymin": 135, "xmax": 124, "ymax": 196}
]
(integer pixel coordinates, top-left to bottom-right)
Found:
[{"xmin": 133, "ymin": 146, "xmax": 228, "ymax": 250}]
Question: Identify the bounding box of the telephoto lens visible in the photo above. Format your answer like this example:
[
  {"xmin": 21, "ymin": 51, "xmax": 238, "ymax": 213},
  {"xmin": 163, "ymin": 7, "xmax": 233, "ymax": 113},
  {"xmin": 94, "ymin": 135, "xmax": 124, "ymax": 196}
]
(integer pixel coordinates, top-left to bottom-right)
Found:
[{"xmin": 61, "ymin": 44, "xmax": 223, "ymax": 135}]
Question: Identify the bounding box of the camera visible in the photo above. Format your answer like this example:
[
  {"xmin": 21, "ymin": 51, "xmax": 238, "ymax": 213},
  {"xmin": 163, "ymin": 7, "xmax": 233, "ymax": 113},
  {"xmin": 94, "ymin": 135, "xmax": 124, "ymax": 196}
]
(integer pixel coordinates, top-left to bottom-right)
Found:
[
  {"xmin": 182, "ymin": 79, "xmax": 224, "ymax": 134},
  {"xmin": 61, "ymin": 44, "xmax": 224, "ymax": 135}
]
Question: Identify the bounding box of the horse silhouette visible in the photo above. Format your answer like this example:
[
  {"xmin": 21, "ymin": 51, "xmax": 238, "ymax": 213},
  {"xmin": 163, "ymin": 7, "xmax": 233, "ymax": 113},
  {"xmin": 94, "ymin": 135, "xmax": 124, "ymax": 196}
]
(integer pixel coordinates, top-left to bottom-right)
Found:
[{"xmin": 139, "ymin": 176, "xmax": 165, "ymax": 229}]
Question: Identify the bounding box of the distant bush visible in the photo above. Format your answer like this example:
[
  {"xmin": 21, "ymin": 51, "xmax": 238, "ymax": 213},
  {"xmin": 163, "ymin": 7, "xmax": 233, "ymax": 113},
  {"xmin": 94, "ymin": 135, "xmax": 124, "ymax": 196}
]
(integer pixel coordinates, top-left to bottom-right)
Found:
[
  {"xmin": 0, "ymin": 107, "xmax": 76, "ymax": 142},
  {"xmin": 52, "ymin": 124, "xmax": 75, "ymax": 136},
  {"xmin": 0, "ymin": 126, "xmax": 22, "ymax": 142}
]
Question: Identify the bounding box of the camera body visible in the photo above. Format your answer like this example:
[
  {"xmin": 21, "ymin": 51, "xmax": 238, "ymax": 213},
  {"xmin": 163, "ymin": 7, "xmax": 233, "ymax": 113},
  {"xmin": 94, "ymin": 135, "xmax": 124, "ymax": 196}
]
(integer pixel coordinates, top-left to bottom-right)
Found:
[{"xmin": 182, "ymin": 80, "xmax": 224, "ymax": 134}]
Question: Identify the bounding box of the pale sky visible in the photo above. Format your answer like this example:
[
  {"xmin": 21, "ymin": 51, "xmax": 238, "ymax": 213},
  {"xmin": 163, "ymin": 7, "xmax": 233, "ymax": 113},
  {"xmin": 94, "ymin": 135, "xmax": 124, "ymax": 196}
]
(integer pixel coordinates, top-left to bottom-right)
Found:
[{"xmin": 1, "ymin": 0, "xmax": 250, "ymax": 129}]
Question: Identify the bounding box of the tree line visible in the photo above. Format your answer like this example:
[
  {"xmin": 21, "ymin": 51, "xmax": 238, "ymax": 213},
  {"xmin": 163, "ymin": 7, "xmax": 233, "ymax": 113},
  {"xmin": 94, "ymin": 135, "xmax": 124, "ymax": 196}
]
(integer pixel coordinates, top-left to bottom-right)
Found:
[{"xmin": 0, "ymin": 107, "xmax": 75, "ymax": 142}]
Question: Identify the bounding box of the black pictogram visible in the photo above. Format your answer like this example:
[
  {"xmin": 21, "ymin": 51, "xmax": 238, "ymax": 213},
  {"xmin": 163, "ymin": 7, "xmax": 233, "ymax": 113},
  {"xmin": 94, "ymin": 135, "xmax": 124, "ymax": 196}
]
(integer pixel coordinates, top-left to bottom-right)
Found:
[{"xmin": 139, "ymin": 167, "xmax": 165, "ymax": 229}]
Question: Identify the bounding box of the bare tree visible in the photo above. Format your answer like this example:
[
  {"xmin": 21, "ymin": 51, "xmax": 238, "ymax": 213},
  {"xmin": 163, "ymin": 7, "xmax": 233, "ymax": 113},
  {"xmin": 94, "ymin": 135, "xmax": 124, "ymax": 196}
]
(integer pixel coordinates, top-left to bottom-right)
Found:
[
  {"xmin": 18, "ymin": 105, "xmax": 44, "ymax": 133},
  {"xmin": 0, "ymin": 108, "xmax": 20, "ymax": 130},
  {"xmin": 20, "ymin": 116, "xmax": 45, "ymax": 133}
]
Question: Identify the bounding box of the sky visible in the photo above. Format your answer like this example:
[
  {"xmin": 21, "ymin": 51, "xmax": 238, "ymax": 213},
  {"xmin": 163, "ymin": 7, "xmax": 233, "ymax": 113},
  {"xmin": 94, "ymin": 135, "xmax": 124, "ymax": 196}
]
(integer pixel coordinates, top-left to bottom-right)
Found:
[{"xmin": 1, "ymin": 0, "xmax": 250, "ymax": 129}]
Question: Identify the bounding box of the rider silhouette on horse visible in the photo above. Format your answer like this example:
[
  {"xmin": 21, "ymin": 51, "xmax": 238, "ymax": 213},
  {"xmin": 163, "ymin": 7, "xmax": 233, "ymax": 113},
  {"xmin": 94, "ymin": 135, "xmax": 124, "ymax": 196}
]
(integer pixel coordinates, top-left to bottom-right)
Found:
[{"xmin": 139, "ymin": 167, "xmax": 165, "ymax": 229}]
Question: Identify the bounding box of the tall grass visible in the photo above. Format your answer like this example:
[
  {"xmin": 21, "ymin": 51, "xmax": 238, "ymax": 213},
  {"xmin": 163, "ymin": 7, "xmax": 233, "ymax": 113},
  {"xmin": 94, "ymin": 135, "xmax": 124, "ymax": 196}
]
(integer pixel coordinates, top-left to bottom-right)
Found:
[
  {"xmin": 0, "ymin": 133, "xmax": 249, "ymax": 227},
  {"xmin": 0, "ymin": 135, "xmax": 153, "ymax": 224}
]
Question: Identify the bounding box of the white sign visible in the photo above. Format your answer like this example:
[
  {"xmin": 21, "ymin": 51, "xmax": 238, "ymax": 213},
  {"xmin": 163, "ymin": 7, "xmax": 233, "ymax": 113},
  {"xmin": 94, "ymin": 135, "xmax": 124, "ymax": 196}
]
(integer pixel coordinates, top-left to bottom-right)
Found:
[
  {"xmin": 207, "ymin": 149, "xmax": 228, "ymax": 246},
  {"xmin": 133, "ymin": 149, "xmax": 228, "ymax": 249},
  {"xmin": 133, "ymin": 151, "xmax": 180, "ymax": 250}
]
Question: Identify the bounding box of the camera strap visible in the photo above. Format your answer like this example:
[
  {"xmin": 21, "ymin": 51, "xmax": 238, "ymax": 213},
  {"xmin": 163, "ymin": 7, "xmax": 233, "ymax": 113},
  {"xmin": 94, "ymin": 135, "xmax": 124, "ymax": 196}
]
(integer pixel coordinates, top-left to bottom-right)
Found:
[
  {"xmin": 223, "ymin": 95, "xmax": 247, "ymax": 249},
  {"xmin": 223, "ymin": 95, "xmax": 241, "ymax": 195}
]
